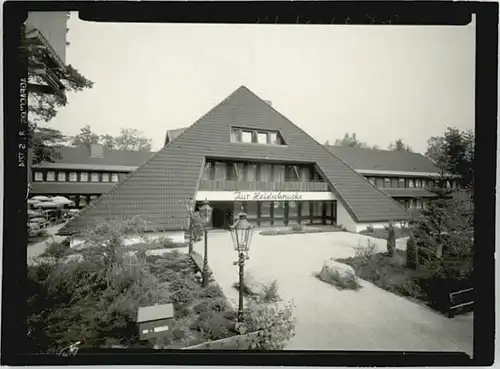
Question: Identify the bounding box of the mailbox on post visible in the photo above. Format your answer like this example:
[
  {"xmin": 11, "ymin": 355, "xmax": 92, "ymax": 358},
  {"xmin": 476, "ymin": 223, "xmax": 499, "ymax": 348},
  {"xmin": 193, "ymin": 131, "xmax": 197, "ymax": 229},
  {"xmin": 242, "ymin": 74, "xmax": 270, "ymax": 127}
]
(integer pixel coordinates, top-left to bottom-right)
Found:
[{"xmin": 137, "ymin": 303, "xmax": 175, "ymax": 340}]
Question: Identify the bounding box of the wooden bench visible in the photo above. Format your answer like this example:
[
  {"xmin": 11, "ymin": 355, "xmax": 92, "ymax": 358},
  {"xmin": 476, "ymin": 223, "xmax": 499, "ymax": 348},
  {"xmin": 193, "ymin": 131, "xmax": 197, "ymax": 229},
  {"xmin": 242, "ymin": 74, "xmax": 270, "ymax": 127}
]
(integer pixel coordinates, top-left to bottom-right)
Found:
[{"xmin": 448, "ymin": 288, "xmax": 474, "ymax": 318}]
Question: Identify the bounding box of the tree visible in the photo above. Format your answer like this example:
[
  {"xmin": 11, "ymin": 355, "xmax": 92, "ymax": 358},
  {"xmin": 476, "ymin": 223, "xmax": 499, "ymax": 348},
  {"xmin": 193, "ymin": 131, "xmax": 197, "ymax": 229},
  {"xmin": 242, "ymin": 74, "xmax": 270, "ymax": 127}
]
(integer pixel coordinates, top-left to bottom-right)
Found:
[
  {"xmin": 334, "ymin": 133, "xmax": 371, "ymax": 148},
  {"xmin": 31, "ymin": 127, "xmax": 69, "ymax": 165},
  {"xmin": 71, "ymin": 125, "xmax": 100, "ymax": 148},
  {"xmin": 23, "ymin": 21, "xmax": 94, "ymax": 164},
  {"xmin": 114, "ymin": 128, "xmax": 152, "ymax": 151},
  {"xmin": 425, "ymin": 127, "xmax": 474, "ymax": 189},
  {"xmin": 388, "ymin": 138, "xmax": 412, "ymax": 152},
  {"xmin": 100, "ymin": 134, "xmax": 116, "ymax": 150}
]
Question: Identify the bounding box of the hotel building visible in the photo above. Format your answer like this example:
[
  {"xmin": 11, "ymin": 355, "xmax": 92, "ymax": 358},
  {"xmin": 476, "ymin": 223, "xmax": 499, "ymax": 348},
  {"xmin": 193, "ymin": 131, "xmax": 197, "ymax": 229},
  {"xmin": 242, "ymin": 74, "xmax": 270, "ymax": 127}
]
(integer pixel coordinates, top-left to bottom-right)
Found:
[{"xmin": 59, "ymin": 86, "xmax": 416, "ymax": 242}]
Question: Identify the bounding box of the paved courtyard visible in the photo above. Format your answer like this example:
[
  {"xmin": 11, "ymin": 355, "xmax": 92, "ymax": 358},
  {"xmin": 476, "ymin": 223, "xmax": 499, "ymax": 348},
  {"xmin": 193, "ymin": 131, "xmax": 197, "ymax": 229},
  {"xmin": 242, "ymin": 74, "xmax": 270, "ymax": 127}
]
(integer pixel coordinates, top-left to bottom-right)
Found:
[{"xmin": 192, "ymin": 230, "xmax": 473, "ymax": 356}]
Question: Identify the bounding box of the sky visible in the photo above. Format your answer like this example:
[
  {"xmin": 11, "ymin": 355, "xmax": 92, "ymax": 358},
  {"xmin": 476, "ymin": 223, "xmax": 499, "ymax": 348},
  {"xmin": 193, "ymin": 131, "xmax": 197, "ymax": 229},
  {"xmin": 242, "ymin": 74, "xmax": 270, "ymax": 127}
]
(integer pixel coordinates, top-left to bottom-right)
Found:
[{"xmin": 48, "ymin": 13, "xmax": 476, "ymax": 154}]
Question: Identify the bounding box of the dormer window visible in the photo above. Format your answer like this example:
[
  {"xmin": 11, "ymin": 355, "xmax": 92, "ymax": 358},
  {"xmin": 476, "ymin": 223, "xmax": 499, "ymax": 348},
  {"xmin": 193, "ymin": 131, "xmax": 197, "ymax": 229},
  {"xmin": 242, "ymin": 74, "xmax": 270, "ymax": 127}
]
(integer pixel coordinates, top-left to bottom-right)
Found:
[{"xmin": 231, "ymin": 127, "xmax": 286, "ymax": 146}]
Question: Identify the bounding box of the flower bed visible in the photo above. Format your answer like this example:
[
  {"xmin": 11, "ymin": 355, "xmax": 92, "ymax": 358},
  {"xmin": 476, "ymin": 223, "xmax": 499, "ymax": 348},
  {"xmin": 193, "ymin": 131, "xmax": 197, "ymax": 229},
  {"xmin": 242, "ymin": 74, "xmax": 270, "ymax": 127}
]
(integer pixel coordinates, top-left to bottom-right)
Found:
[
  {"xmin": 359, "ymin": 226, "xmax": 411, "ymax": 240},
  {"xmin": 27, "ymin": 246, "xmax": 238, "ymax": 352}
]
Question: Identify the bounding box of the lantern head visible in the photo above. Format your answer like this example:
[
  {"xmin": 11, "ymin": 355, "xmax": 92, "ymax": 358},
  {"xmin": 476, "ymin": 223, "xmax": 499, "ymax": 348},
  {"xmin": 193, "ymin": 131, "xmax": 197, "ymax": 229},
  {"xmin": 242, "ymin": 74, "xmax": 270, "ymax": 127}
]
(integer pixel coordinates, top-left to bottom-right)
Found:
[
  {"xmin": 230, "ymin": 212, "xmax": 254, "ymax": 254},
  {"xmin": 199, "ymin": 199, "xmax": 213, "ymax": 226}
]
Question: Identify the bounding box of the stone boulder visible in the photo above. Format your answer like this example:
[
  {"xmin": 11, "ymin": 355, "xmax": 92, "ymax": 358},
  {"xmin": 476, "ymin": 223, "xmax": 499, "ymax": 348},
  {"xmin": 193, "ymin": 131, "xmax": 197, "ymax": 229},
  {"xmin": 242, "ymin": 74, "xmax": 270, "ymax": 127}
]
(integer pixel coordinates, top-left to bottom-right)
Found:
[{"xmin": 318, "ymin": 259, "xmax": 358, "ymax": 289}]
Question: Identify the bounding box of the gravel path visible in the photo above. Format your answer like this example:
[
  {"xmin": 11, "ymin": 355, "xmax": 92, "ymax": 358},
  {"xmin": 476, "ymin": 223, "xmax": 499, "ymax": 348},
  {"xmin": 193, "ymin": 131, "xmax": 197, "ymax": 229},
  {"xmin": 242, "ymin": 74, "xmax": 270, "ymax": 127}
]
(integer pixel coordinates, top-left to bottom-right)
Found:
[{"xmin": 193, "ymin": 230, "xmax": 473, "ymax": 355}]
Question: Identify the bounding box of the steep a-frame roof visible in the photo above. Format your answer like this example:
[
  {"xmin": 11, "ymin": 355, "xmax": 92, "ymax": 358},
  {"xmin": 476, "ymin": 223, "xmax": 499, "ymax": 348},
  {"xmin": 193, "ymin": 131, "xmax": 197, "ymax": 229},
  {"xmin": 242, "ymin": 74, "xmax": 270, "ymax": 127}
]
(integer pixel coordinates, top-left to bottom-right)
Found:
[{"xmin": 59, "ymin": 86, "xmax": 409, "ymax": 235}]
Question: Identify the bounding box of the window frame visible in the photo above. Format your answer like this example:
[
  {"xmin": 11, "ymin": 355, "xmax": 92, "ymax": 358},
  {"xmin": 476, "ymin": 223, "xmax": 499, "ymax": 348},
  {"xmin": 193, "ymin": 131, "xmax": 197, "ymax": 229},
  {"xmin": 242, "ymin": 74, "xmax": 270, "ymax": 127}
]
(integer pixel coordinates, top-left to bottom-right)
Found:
[
  {"xmin": 34, "ymin": 172, "xmax": 44, "ymax": 181},
  {"xmin": 69, "ymin": 172, "xmax": 77, "ymax": 182},
  {"xmin": 111, "ymin": 173, "xmax": 119, "ymax": 182},
  {"xmin": 57, "ymin": 172, "xmax": 66, "ymax": 182},
  {"xmin": 101, "ymin": 173, "xmax": 110, "ymax": 182},
  {"xmin": 91, "ymin": 172, "xmax": 100, "ymax": 182},
  {"xmin": 80, "ymin": 172, "xmax": 89, "ymax": 182}
]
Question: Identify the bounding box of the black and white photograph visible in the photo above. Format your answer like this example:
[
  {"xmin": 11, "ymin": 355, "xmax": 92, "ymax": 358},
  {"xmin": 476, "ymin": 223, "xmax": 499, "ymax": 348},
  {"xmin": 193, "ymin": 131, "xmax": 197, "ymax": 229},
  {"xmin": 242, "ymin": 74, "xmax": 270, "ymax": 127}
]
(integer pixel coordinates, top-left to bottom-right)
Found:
[{"xmin": 2, "ymin": 2, "xmax": 497, "ymax": 366}]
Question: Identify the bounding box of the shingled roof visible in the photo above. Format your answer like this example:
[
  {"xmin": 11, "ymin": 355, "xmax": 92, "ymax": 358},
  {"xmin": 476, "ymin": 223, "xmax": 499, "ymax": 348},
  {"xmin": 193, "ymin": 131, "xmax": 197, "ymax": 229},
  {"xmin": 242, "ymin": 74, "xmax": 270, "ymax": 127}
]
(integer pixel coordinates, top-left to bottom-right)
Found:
[
  {"xmin": 33, "ymin": 146, "xmax": 156, "ymax": 169},
  {"xmin": 59, "ymin": 86, "xmax": 409, "ymax": 236},
  {"xmin": 325, "ymin": 146, "xmax": 440, "ymax": 173}
]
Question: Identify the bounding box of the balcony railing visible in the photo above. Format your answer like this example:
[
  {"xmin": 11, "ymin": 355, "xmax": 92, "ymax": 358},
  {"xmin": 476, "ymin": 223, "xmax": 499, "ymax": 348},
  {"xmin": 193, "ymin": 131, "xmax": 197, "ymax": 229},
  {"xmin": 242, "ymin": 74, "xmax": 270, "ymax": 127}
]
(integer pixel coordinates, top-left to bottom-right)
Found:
[{"xmin": 198, "ymin": 180, "xmax": 329, "ymax": 192}]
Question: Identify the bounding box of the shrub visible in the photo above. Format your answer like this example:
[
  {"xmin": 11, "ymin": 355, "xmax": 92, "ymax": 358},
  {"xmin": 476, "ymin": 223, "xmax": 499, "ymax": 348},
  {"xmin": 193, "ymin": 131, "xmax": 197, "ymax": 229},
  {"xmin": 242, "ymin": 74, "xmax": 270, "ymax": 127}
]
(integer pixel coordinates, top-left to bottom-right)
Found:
[
  {"xmin": 366, "ymin": 225, "xmax": 374, "ymax": 233},
  {"xmin": 171, "ymin": 327, "xmax": 186, "ymax": 341},
  {"xmin": 174, "ymin": 303, "xmax": 191, "ymax": 319},
  {"xmin": 386, "ymin": 222, "xmax": 396, "ymax": 257},
  {"xmin": 406, "ymin": 234, "xmax": 418, "ymax": 270},
  {"xmin": 291, "ymin": 223, "xmax": 305, "ymax": 232},
  {"xmin": 191, "ymin": 311, "xmax": 235, "ymax": 340},
  {"xmin": 260, "ymin": 280, "xmax": 280, "ymax": 302},
  {"xmin": 223, "ymin": 310, "xmax": 238, "ymax": 321},
  {"xmin": 198, "ymin": 284, "xmax": 224, "ymax": 299},
  {"xmin": 237, "ymin": 298, "xmax": 296, "ymax": 350},
  {"xmin": 207, "ymin": 297, "xmax": 228, "ymax": 313},
  {"xmin": 170, "ymin": 289, "xmax": 194, "ymax": 305},
  {"xmin": 192, "ymin": 301, "xmax": 210, "ymax": 314},
  {"xmin": 40, "ymin": 240, "xmax": 70, "ymax": 260},
  {"xmin": 353, "ymin": 239, "xmax": 377, "ymax": 261}
]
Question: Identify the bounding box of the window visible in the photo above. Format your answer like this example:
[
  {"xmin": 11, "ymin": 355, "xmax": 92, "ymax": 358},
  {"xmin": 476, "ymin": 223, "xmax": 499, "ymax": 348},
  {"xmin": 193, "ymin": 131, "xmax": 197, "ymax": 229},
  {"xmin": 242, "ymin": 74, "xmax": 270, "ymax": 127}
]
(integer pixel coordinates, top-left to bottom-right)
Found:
[
  {"xmin": 234, "ymin": 163, "xmax": 245, "ymax": 181},
  {"xmin": 34, "ymin": 172, "xmax": 43, "ymax": 181},
  {"xmin": 69, "ymin": 172, "xmax": 77, "ymax": 182},
  {"xmin": 260, "ymin": 201, "xmax": 272, "ymax": 217},
  {"xmin": 391, "ymin": 178, "xmax": 399, "ymax": 188},
  {"xmin": 285, "ymin": 165, "xmax": 300, "ymax": 181},
  {"xmin": 415, "ymin": 180, "xmax": 422, "ymax": 188},
  {"xmin": 91, "ymin": 173, "xmax": 99, "ymax": 182},
  {"xmin": 231, "ymin": 127, "xmax": 285, "ymax": 146},
  {"xmin": 301, "ymin": 202, "xmax": 310, "ymax": 217},
  {"xmin": 274, "ymin": 201, "xmax": 285, "ymax": 218},
  {"xmin": 300, "ymin": 167, "xmax": 311, "ymax": 182},
  {"xmin": 368, "ymin": 177, "xmax": 375, "ymax": 185},
  {"xmin": 57, "ymin": 172, "xmax": 66, "ymax": 182},
  {"xmin": 230, "ymin": 128, "xmax": 241, "ymax": 142},
  {"xmin": 259, "ymin": 164, "xmax": 272, "ymax": 182},
  {"xmin": 273, "ymin": 165, "xmax": 286, "ymax": 183},
  {"xmin": 408, "ymin": 179, "xmax": 415, "ymax": 188},
  {"xmin": 246, "ymin": 164, "xmax": 257, "ymax": 182},
  {"xmin": 111, "ymin": 173, "xmax": 119, "ymax": 182},
  {"xmin": 80, "ymin": 172, "xmax": 89, "ymax": 182},
  {"xmin": 384, "ymin": 178, "xmax": 391, "ymax": 187},
  {"xmin": 226, "ymin": 163, "xmax": 238, "ymax": 181},
  {"xmin": 289, "ymin": 201, "xmax": 298, "ymax": 218},
  {"xmin": 241, "ymin": 131, "xmax": 253, "ymax": 143},
  {"xmin": 102, "ymin": 173, "xmax": 110, "ymax": 182},
  {"xmin": 376, "ymin": 178, "xmax": 384, "ymax": 188},
  {"xmin": 399, "ymin": 178, "xmax": 405, "ymax": 188},
  {"xmin": 214, "ymin": 162, "xmax": 226, "ymax": 180},
  {"xmin": 257, "ymin": 132, "xmax": 268, "ymax": 144},
  {"xmin": 312, "ymin": 202, "xmax": 322, "ymax": 217},
  {"xmin": 246, "ymin": 202, "xmax": 258, "ymax": 220},
  {"xmin": 269, "ymin": 132, "xmax": 278, "ymax": 144},
  {"xmin": 202, "ymin": 162, "xmax": 212, "ymax": 180}
]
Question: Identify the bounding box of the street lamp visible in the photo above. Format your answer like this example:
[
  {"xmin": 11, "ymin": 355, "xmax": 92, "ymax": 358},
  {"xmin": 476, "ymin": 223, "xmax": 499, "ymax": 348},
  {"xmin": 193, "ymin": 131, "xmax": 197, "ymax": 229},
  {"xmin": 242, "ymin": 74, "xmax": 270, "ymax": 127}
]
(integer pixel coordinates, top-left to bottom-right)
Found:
[
  {"xmin": 186, "ymin": 197, "xmax": 196, "ymax": 254},
  {"xmin": 199, "ymin": 199, "xmax": 213, "ymax": 288},
  {"xmin": 229, "ymin": 212, "xmax": 254, "ymax": 322}
]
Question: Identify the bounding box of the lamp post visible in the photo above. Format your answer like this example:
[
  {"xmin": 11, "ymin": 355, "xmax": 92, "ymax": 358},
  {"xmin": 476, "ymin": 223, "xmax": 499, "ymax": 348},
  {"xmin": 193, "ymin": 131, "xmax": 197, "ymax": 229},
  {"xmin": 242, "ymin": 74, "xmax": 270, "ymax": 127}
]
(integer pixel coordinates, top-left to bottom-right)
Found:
[
  {"xmin": 229, "ymin": 212, "xmax": 254, "ymax": 322},
  {"xmin": 199, "ymin": 199, "xmax": 213, "ymax": 288},
  {"xmin": 186, "ymin": 197, "xmax": 196, "ymax": 254}
]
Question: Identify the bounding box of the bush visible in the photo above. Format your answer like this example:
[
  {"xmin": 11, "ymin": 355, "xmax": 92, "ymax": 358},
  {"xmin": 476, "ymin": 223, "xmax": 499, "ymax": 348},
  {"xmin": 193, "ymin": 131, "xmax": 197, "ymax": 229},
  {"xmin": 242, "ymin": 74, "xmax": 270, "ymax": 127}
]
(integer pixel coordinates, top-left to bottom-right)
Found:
[
  {"xmin": 40, "ymin": 240, "xmax": 70, "ymax": 260},
  {"xmin": 207, "ymin": 297, "xmax": 228, "ymax": 313},
  {"xmin": 174, "ymin": 303, "xmax": 191, "ymax": 319},
  {"xmin": 223, "ymin": 310, "xmax": 238, "ymax": 321},
  {"xmin": 386, "ymin": 222, "xmax": 396, "ymax": 257},
  {"xmin": 237, "ymin": 298, "xmax": 296, "ymax": 350},
  {"xmin": 353, "ymin": 239, "xmax": 377, "ymax": 261},
  {"xmin": 191, "ymin": 311, "xmax": 235, "ymax": 340},
  {"xmin": 192, "ymin": 301, "xmax": 210, "ymax": 314},
  {"xmin": 260, "ymin": 280, "xmax": 280, "ymax": 302},
  {"xmin": 406, "ymin": 234, "xmax": 418, "ymax": 270},
  {"xmin": 198, "ymin": 284, "xmax": 224, "ymax": 299},
  {"xmin": 291, "ymin": 223, "xmax": 305, "ymax": 232},
  {"xmin": 366, "ymin": 225, "xmax": 374, "ymax": 233}
]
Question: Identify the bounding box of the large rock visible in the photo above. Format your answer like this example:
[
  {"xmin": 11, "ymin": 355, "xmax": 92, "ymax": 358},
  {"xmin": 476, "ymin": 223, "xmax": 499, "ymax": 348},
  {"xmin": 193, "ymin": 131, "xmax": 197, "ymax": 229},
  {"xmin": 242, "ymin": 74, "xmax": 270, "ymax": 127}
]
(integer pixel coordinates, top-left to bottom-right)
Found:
[{"xmin": 318, "ymin": 259, "xmax": 358, "ymax": 289}]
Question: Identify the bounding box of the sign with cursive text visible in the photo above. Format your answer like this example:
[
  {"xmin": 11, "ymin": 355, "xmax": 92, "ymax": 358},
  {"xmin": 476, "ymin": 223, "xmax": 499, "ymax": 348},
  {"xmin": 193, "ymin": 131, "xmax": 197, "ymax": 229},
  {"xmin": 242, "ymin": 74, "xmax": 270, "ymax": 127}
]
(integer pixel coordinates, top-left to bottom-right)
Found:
[{"xmin": 234, "ymin": 191, "xmax": 303, "ymax": 201}]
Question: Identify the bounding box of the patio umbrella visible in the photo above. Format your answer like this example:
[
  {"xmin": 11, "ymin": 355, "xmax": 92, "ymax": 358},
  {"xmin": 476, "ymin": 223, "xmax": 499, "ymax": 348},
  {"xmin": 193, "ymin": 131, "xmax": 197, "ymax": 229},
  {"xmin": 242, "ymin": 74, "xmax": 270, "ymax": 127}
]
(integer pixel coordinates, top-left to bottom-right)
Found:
[
  {"xmin": 51, "ymin": 196, "xmax": 73, "ymax": 205},
  {"xmin": 32, "ymin": 196, "xmax": 51, "ymax": 202},
  {"xmin": 34, "ymin": 201, "xmax": 62, "ymax": 208}
]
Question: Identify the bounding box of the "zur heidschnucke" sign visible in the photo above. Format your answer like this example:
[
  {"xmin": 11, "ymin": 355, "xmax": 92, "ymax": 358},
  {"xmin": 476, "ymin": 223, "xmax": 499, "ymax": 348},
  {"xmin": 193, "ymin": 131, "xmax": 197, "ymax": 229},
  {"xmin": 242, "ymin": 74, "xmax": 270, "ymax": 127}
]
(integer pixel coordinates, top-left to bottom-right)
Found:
[{"xmin": 233, "ymin": 191, "xmax": 303, "ymax": 201}]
